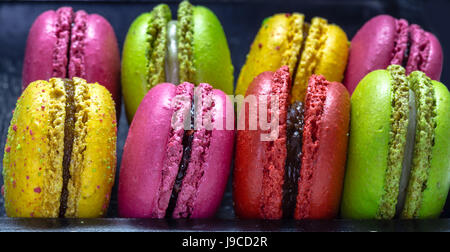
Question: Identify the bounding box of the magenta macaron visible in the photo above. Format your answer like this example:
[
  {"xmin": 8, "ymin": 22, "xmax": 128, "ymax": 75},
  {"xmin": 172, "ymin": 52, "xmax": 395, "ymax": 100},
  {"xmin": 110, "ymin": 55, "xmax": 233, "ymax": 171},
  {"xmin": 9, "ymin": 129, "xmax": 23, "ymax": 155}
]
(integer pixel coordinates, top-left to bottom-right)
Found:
[
  {"xmin": 118, "ymin": 82, "xmax": 234, "ymax": 218},
  {"xmin": 344, "ymin": 14, "xmax": 443, "ymax": 94},
  {"xmin": 22, "ymin": 6, "xmax": 121, "ymax": 108}
]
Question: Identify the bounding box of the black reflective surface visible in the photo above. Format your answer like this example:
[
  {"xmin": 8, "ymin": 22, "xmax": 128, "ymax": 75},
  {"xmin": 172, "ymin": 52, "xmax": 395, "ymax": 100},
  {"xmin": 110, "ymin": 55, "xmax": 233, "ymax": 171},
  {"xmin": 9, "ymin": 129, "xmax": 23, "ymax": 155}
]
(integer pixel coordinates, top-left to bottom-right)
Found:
[{"xmin": 0, "ymin": 0, "xmax": 449, "ymax": 232}]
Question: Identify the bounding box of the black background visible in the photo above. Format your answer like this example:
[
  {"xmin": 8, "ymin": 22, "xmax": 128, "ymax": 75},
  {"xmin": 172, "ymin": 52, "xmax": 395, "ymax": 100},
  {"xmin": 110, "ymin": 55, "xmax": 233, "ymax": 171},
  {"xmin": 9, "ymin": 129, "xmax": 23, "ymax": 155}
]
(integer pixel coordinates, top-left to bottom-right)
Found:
[{"xmin": 0, "ymin": 0, "xmax": 449, "ymax": 231}]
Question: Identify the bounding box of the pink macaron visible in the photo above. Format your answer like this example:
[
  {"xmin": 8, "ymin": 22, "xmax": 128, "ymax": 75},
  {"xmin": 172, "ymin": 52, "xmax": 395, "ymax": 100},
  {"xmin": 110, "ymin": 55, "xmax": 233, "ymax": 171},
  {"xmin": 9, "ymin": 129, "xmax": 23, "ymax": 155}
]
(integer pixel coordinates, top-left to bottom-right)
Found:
[
  {"xmin": 22, "ymin": 7, "xmax": 121, "ymax": 108},
  {"xmin": 118, "ymin": 82, "xmax": 234, "ymax": 218},
  {"xmin": 344, "ymin": 14, "xmax": 443, "ymax": 94}
]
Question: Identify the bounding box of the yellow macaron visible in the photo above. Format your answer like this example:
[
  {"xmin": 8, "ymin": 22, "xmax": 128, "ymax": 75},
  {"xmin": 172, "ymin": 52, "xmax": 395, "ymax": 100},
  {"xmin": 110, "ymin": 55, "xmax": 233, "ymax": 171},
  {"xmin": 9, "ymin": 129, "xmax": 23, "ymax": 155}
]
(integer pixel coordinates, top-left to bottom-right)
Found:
[
  {"xmin": 2, "ymin": 77, "xmax": 117, "ymax": 218},
  {"xmin": 236, "ymin": 13, "xmax": 349, "ymax": 102}
]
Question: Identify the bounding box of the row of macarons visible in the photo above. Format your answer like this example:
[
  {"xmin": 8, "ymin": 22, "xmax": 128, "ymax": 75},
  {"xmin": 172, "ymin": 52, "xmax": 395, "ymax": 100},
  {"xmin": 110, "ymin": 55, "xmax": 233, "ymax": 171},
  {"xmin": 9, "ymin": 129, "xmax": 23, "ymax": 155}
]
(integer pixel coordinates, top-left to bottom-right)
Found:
[
  {"xmin": 1, "ymin": 1, "xmax": 449, "ymax": 220},
  {"xmin": 22, "ymin": 1, "xmax": 444, "ymax": 122}
]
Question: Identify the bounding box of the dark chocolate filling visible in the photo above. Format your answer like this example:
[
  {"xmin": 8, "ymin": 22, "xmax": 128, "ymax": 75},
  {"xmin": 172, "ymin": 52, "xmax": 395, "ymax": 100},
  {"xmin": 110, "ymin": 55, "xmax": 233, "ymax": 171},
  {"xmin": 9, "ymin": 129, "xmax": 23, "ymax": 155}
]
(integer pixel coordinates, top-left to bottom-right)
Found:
[
  {"xmin": 401, "ymin": 31, "xmax": 411, "ymax": 68},
  {"xmin": 282, "ymin": 101, "xmax": 305, "ymax": 218},
  {"xmin": 165, "ymin": 100, "xmax": 195, "ymax": 218},
  {"xmin": 59, "ymin": 79, "xmax": 76, "ymax": 218}
]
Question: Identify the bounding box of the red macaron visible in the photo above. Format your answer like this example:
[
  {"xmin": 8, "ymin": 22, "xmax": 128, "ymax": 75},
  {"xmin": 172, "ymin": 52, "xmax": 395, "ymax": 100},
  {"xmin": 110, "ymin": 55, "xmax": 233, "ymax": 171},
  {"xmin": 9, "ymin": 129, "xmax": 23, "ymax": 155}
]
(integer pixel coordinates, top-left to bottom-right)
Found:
[
  {"xmin": 233, "ymin": 66, "xmax": 350, "ymax": 219},
  {"xmin": 22, "ymin": 7, "xmax": 121, "ymax": 108}
]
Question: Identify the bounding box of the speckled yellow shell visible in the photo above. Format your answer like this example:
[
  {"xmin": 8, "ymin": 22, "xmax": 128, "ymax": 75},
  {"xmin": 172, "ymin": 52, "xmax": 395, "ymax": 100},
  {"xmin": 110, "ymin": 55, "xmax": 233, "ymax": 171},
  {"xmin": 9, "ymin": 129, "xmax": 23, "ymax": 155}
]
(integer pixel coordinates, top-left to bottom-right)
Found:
[
  {"xmin": 235, "ymin": 13, "xmax": 305, "ymax": 97},
  {"xmin": 292, "ymin": 18, "xmax": 349, "ymax": 102},
  {"xmin": 236, "ymin": 14, "xmax": 349, "ymax": 103},
  {"xmin": 2, "ymin": 78, "xmax": 117, "ymax": 218}
]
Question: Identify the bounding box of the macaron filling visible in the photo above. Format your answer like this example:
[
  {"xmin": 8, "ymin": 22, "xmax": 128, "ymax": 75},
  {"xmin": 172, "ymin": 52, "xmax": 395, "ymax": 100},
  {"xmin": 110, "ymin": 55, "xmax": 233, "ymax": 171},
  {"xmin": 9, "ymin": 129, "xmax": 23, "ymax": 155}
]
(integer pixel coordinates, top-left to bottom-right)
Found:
[
  {"xmin": 396, "ymin": 89, "xmax": 416, "ymax": 216},
  {"xmin": 165, "ymin": 20, "xmax": 179, "ymax": 84},
  {"xmin": 282, "ymin": 101, "xmax": 304, "ymax": 218},
  {"xmin": 59, "ymin": 78, "xmax": 76, "ymax": 218}
]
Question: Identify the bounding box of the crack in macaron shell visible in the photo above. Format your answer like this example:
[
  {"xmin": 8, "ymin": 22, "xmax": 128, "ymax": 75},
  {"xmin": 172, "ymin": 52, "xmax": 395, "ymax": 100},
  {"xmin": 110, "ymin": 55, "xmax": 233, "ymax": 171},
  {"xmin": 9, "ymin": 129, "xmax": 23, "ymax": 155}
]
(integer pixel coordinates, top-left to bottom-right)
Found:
[{"xmin": 3, "ymin": 78, "xmax": 117, "ymax": 218}]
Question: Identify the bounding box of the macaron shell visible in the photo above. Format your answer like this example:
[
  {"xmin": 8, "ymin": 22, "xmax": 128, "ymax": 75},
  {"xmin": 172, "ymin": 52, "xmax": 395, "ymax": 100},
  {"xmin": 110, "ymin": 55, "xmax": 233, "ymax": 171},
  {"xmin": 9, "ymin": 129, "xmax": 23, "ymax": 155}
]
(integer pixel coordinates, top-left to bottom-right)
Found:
[
  {"xmin": 341, "ymin": 70, "xmax": 393, "ymax": 219},
  {"xmin": 234, "ymin": 67, "xmax": 290, "ymax": 219},
  {"xmin": 235, "ymin": 14, "xmax": 303, "ymax": 97},
  {"xmin": 188, "ymin": 89, "xmax": 234, "ymax": 218},
  {"xmin": 118, "ymin": 83, "xmax": 177, "ymax": 218},
  {"xmin": 121, "ymin": 13, "xmax": 152, "ymax": 122},
  {"xmin": 420, "ymin": 32, "xmax": 443, "ymax": 81},
  {"xmin": 292, "ymin": 20, "xmax": 349, "ymax": 102},
  {"xmin": 313, "ymin": 25, "xmax": 349, "ymax": 87},
  {"xmin": 343, "ymin": 15, "xmax": 397, "ymax": 95},
  {"xmin": 192, "ymin": 6, "xmax": 234, "ymax": 94},
  {"xmin": 22, "ymin": 10, "xmax": 62, "ymax": 87},
  {"xmin": 295, "ymin": 76, "xmax": 350, "ymax": 219},
  {"xmin": 415, "ymin": 81, "xmax": 449, "ymax": 218},
  {"xmin": 80, "ymin": 14, "xmax": 121, "ymax": 110},
  {"xmin": 66, "ymin": 79, "xmax": 117, "ymax": 218},
  {"xmin": 233, "ymin": 71, "xmax": 277, "ymax": 218},
  {"xmin": 3, "ymin": 80, "xmax": 63, "ymax": 217}
]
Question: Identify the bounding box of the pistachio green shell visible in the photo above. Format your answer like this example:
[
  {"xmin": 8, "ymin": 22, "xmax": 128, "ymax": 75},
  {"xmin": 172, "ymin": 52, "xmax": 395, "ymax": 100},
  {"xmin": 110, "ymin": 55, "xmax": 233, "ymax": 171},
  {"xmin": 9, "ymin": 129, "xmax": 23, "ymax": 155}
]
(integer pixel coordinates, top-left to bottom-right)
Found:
[
  {"xmin": 121, "ymin": 13, "xmax": 153, "ymax": 122},
  {"xmin": 192, "ymin": 6, "xmax": 234, "ymax": 94},
  {"xmin": 341, "ymin": 70, "xmax": 393, "ymax": 219},
  {"xmin": 417, "ymin": 81, "xmax": 450, "ymax": 218}
]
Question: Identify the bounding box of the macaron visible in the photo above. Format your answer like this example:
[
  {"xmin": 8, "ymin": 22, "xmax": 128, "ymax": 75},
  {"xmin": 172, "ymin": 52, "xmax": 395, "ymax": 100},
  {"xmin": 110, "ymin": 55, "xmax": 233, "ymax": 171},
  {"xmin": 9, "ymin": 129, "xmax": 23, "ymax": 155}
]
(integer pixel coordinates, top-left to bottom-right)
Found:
[
  {"xmin": 22, "ymin": 7, "xmax": 121, "ymax": 110},
  {"xmin": 344, "ymin": 15, "xmax": 443, "ymax": 95},
  {"xmin": 233, "ymin": 66, "xmax": 350, "ymax": 219},
  {"xmin": 341, "ymin": 65, "xmax": 450, "ymax": 219},
  {"xmin": 2, "ymin": 78, "xmax": 117, "ymax": 218},
  {"xmin": 118, "ymin": 82, "xmax": 234, "ymax": 218},
  {"xmin": 121, "ymin": 0, "xmax": 234, "ymax": 122},
  {"xmin": 235, "ymin": 13, "xmax": 349, "ymax": 103}
]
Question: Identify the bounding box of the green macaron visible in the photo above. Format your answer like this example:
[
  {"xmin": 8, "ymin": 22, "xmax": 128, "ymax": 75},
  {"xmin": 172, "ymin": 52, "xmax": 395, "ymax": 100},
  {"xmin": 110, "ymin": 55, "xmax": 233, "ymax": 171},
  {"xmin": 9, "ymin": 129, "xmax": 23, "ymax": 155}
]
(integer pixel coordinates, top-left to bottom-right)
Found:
[
  {"xmin": 121, "ymin": 1, "xmax": 234, "ymax": 121},
  {"xmin": 341, "ymin": 65, "xmax": 450, "ymax": 219}
]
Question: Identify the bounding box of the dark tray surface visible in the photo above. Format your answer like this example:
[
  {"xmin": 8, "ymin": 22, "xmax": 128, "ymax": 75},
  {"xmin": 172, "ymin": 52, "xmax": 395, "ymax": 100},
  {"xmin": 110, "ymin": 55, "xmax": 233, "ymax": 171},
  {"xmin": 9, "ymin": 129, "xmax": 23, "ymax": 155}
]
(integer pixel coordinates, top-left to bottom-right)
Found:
[
  {"xmin": 0, "ymin": 0, "xmax": 449, "ymax": 231},
  {"xmin": 0, "ymin": 218, "xmax": 449, "ymax": 232}
]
